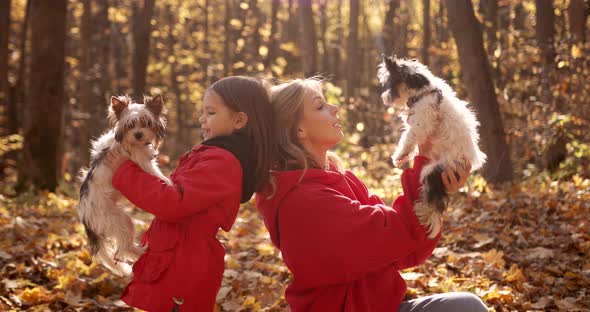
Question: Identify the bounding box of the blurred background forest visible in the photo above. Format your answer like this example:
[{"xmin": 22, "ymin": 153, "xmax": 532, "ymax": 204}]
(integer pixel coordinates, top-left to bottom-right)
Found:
[{"xmin": 0, "ymin": 0, "xmax": 589, "ymax": 311}]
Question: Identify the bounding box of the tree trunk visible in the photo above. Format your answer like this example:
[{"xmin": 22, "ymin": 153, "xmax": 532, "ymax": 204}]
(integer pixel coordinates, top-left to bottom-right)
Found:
[
  {"xmin": 396, "ymin": 2, "xmax": 409, "ymax": 56},
  {"xmin": 535, "ymin": 0, "xmax": 556, "ymax": 107},
  {"xmin": 299, "ymin": 0, "xmax": 318, "ymax": 77},
  {"xmin": 79, "ymin": 0, "xmax": 111, "ymax": 165},
  {"xmin": 20, "ymin": 0, "xmax": 67, "ymax": 191},
  {"xmin": 382, "ymin": 0, "xmax": 399, "ymax": 55},
  {"xmin": 568, "ymin": 0, "xmax": 587, "ymax": 45},
  {"xmin": 347, "ymin": 0, "xmax": 359, "ymax": 96},
  {"xmin": 445, "ymin": 0, "xmax": 513, "ymax": 184},
  {"xmin": 437, "ymin": 1, "xmax": 448, "ymax": 43},
  {"xmin": 265, "ymin": 0, "xmax": 279, "ymax": 70},
  {"xmin": 223, "ymin": 0, "xmax": 231, "ymax": 76},
  {"xmin": 332, "ymin": 2, "xmax": 343, "ymax": 79},
  {"xmin": 202, "ymin": 0, "xmax": 210, "ymax": 85},
  {"xmin": 166, "ymin": 5, "xmax": 185, "ymax": 157},
  {"xmin": 9, "ymin": 0, "xmax": 30, "ymax": 135},
  {"xmin": 132, "ymin": 0, "xmax": 156, "ymax": 98},
  {"xmin": 320, "ymin": 0, "xmax": 329, "ymax": 74},
  {"xmin": 0, "ymin": 0, "xmax": 10, "ymax": 136},
  {"xmin": 535, "ymin": 0, "xmax": 555, "ymax": 66},
  {"xmin": 421, "ymin": 0, "xmax": 431, "ymax": 64}
]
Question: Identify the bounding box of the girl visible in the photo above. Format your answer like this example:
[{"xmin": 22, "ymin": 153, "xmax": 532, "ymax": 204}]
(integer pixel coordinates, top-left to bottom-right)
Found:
[
  {"xmin": 105, "ymin": 76, "xmax": 275, "ymax": 311},
  {"xmin": 256, "ymin": 78, "xmax": 488, "ymax": 311}
]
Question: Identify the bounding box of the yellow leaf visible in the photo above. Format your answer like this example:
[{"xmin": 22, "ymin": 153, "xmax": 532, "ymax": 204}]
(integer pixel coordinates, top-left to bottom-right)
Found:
[
  {"xmin": 504, "ymin": 264, "xmax": 526, "ymax": 283},
  {"xmin": 259, "ymin": 46, "xmax": 268, "ymax": 57},
  {"xmin": 241, "ymin": 296, "xmax": 259, "ymax": 308},
  {"xmin": 482, "ymin": 249, "xmax": 505, "ymax": 268},
  {"xmin": 571, "ymin": 44, "xmax": 582, "ymax": 59},
  {"xmin": 256, "ymin": 243, "xmax": 275, "ymax": 256},
  {"xmin": 226, "ymin": 255, "xmax": 241, "ymax": 270},
  {"xmin": 19, "ymin": 286, "xmax": 55, "ymax": 305},
  {"xmin": 230, "ymin": 19, "xmax": 242, "ymax": 29}
]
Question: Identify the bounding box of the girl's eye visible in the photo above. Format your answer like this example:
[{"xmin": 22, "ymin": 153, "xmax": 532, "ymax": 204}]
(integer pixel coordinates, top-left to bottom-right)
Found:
[{"xmin": 207, "ymin": 111, "xmax": 215, "ymax": 115}]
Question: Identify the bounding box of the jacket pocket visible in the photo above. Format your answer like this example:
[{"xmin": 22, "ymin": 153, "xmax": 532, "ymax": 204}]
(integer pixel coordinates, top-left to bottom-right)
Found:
[
  {"xmin": 133, "ymin": 223, "xmax": 181, "ymax": 283},
  {"xmin": 133, "ymin": 249, "xmax": 175, "ymax": 283}
]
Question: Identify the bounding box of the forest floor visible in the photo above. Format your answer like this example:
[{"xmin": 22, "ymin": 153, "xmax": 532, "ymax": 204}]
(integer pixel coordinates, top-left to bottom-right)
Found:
[{"xmin": 0, "ymin": 163, "xmax": 589, "ymax": 311}]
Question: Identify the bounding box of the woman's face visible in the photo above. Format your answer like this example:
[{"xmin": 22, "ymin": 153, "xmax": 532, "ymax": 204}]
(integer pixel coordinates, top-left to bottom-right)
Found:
[
  {"xmin": 199, "ymin": 90, "xmax": 242, "ymax": 140},
  {"xmin": 297, "ymin": 88, "xmax": 343, "ymax": 151}
]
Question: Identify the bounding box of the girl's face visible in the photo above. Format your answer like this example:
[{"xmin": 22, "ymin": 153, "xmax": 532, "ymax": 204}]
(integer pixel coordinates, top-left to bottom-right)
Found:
[
  {"xmin": 297, "ymin": 88, "xmax": 343, "ymax": 150},
  {"xmin": 199, "ymin": 90, "xmax": 247, "ymax": 140}
]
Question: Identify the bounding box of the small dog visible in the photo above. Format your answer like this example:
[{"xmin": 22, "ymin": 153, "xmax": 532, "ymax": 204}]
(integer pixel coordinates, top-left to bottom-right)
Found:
[
  {"xmin": 378, "ymin": 55, "xmax": 487, "ymax": 238},
  {"xmin": 78, "ymin": 94, "xmax": 171, "ymax": 275}
]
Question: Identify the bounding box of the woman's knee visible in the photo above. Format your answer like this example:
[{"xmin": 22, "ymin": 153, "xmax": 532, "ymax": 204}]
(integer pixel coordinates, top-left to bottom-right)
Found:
[{"xmin": 446, "ymin": 292, "xmax": 488, "ymax": 312}]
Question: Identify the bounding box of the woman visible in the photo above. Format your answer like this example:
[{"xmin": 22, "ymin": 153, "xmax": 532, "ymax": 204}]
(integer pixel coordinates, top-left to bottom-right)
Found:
[{"xmin": 256, "ymin": 78, "xmax": 488, "ymax": 311}]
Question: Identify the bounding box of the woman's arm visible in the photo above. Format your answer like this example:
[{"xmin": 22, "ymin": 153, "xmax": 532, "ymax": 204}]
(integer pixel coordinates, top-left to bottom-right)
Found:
[
  {"xmin": 111, "ymin": 147, "xmax": 242, "ymax": 222},
  {"xmin": 278, "ymin": 158, "xmax": 429, "ymax": 287}
]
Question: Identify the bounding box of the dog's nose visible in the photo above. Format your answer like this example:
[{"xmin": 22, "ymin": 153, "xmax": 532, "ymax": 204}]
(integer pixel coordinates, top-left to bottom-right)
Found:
[{"xmin": 134, "ymin": 132, "xmax": 143, "ymax": 140}]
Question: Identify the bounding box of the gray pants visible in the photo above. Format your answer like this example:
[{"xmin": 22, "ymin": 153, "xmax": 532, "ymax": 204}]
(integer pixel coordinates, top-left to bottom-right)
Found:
[{"xmin": 399, "ymin": 292, "xmax": 488, "ymax": 312}]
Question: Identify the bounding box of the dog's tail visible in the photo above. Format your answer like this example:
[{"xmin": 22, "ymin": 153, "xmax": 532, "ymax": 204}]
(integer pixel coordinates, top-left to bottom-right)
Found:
[
  {"xmin": 414, "ymin": 202, "xmax": 443, "ymax": 239},
  {"xmin": 95, "ymin": 238, "xmax": 133, "ymax": 276},
  {"xmin": 82, "ymin": 220, "xmax": 132, "ymax": 276}
]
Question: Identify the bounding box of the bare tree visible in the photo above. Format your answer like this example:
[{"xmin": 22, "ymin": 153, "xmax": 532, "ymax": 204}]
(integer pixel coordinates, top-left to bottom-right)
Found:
[
  {"xmin": 132, "ymin": 0, "xmax": 156, "ymax": 97},
  {"xmin": 568, "ymin": 0, "xmax": 588, "ymax": 45},
  {"xmin": 8, "ymin": 0, "xmax": 30, "ymax": 135},
  {"xmin": 223, "ymin": 0, "xmax": 232, "ymax": 76},
  {"xmin": 299, "ymin": 0, "xmax": 318, "ymax": 77},
  {"xmin": 0, "ymin": 0, "xmax": 10, "ymax": 135},
  {"xmin": 422, "ymin": 0, "xmax": 431, "ymax": 65},
  {"xmin": 320, "ymin": 0, "xmax": 329, "ymax": 74},
  {"xmin": 346, "ymin": 0, "xmax": 359, "ymax": 96},
  {"xmin": 535, "ymin": 0, "xmax": 556, "ymax": 66},
  {"xmin": 265, "ymin": 0, "xmax": 279, "ymax": 70},
  {"xmin": 79, "ymin": 0, "xmax": 111, "ymax": 164},
  {"xmin": 445, "ymin": 0, "xmax": 513, "ymax": 183},
  {"xmin": 382, "ymin": 0, "xmax": 400, "ymax": 55},
  {"xmin": 20, "ymin": 0, "xmax": 68, "ymax": 190}
]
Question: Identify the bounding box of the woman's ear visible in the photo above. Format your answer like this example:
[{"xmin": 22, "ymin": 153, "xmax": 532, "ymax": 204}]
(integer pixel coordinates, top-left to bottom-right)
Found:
[
  {"xmin": 233, "ymin": 112, "xmax": 249, "ymax": 130},
  {"xmin": 297, "ymin": 127, "xmax": 307, "ymax": 139}
]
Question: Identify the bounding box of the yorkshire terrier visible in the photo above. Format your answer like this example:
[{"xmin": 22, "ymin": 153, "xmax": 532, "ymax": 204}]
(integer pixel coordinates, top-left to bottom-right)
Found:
[
  {"xmin": 78, "ymin": 94, "xmax": 171, "ymax": 275},
  {"xmin": 378, "ymin": 55, "xmax": 487, "ymax": 239}
]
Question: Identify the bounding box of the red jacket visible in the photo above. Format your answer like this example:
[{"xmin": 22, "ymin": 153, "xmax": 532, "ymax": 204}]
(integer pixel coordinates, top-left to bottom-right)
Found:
[
  {"xmin": 256, "ymin": 156, "xmax": 440, "ymax": 311},
  {"xmin": 112, "ymin": 145, "xmax": 242, "ymax": 312}
]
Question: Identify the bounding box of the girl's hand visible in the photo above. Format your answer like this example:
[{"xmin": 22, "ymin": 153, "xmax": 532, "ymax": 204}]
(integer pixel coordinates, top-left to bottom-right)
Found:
[
  {"xmin": 442, "ymin": 158, "xmax": 472, "ymax": 194},
  {"xmin": 104, "ymin": 147, "xmax": 129, "ymax": 172}
]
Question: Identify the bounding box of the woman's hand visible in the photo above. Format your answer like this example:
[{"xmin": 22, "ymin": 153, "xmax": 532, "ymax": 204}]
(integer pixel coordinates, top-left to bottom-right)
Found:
[
  {"xmin": 442, "ymin": 159, "xmax": 471, "ymax": 194},
  {"xmin": 104, "ymin": 147, "xmax": 130, "ymax": 172}
]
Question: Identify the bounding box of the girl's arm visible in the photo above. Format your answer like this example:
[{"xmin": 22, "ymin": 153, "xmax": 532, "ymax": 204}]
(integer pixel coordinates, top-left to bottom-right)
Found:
[
  {"xmin": 112, "ymin": 147, "xmax": 242, "ymax": 222},
  {"xmin": 279, "ymin": 157, "xmax": 431, "ymax": 287}
]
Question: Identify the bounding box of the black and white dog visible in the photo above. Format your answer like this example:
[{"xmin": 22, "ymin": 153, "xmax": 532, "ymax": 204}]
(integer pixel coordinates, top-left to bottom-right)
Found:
[
  {"xmin": 78, "ymin": 94, "xmax": 171, "ymax": 275},
  {"xmin": 378, "ymin": 55, "xmax": 486, "ymax": 238}
]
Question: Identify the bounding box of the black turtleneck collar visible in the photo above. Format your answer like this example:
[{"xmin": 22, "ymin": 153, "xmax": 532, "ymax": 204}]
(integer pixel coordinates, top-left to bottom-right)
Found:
[{"xmin": 201, "ymin": 132, "xmax": 256, "ymax": 203}]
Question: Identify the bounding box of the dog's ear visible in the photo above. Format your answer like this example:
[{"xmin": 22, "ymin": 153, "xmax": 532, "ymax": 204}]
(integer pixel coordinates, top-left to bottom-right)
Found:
[
  {"xmin": 145, "ymin": 94, "xmax": 167, "ymax": 116},
  {"xmin": 382, "ymin": 54, "xmax": 400, "ymax": 74},
  {"xmin": 109, "ymin": 96, "xmax": 129, "ymax": 121}
]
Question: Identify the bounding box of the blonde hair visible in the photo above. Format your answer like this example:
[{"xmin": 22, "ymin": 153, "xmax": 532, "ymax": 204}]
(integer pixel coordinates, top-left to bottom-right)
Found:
[{"xmin": 270, "ymin": 77, "xmax": 344, "ymax": 174}]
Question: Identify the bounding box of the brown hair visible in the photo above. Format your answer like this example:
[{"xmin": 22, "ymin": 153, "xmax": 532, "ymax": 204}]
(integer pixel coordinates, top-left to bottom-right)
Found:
[
  {"xmin": 209, "ymin": 76, "xmax": 276, "ymax": 191},
  {"xmin": 270, "ymin": 77, "xmax": 344, "ymax": 174}
]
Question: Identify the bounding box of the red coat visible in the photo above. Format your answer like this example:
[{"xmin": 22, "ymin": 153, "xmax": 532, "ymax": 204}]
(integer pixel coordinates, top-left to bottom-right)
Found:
[
  {"xmin": 112, "ymin": 145, "xmax": 242, "ymax": 312},
  {"xmin": 256, "ymin": 156, "xmax": 440, "ymax": 311}
]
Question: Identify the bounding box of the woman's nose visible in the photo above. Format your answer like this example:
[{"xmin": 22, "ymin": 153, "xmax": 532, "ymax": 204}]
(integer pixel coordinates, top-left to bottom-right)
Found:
[
  {"xmin": 198, "ymin": 114, "xmax": 205, "ymax": 124},
  {"xmin": 329, "ymin": 104, "xmax": 339, "ymax": 114}
]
